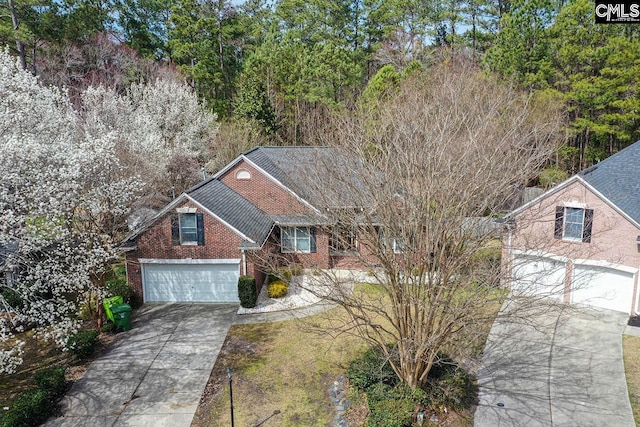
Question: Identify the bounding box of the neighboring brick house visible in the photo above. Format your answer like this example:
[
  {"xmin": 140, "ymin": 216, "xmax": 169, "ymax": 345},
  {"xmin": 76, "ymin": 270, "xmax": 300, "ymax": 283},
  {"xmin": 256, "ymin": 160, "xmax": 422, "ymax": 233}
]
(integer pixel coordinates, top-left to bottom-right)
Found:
[
  {"xmin": 502, "ymin": 141, "xmax": 640, "ymax": 314},
  {"xmin": 121, "ymin": 146, "xmax": 376, "ymax": 303}
]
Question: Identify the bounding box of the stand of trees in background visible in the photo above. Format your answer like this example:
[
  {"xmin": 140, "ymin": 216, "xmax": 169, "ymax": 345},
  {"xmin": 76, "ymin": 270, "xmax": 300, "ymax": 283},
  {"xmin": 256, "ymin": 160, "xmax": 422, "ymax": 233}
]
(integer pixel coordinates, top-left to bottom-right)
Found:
[{"xmin": 2, "ymin": 0, "xmax": 638, "ymax": 166}]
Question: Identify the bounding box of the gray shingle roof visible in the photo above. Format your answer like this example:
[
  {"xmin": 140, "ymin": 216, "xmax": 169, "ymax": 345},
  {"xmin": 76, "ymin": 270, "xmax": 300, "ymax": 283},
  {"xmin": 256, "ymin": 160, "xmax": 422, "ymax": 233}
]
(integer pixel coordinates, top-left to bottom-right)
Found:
[
  {"xmin": 188, "ymin": 179, "xmax": 273, "ymax": 246},
  {"xmin": 579, "ymin": 140, "xmax": 640, "ymax": 224},
  {"xmin": 243, "ymin": 146, "xmax": 373, "ymax": 209}
]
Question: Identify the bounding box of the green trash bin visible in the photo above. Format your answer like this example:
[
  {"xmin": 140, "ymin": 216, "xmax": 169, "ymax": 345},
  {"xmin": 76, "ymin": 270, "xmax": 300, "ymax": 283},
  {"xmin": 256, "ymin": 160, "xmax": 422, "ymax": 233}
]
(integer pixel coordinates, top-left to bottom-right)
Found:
[
  {"xmin": 103, "ymin": 296, "xmax": 123, "ymax": 323},
  {"xmin": 112, "ymin": 303, "xmax": 132, "ymax": 331}
]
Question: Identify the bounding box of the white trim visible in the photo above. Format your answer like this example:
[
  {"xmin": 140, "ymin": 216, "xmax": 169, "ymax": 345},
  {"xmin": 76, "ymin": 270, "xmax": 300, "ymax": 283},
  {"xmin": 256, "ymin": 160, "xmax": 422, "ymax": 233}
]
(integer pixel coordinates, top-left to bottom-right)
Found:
[
  {"xmin": 236, "ymin": 169, "xmax": 251, "ymax": 180},
  {"xmin": 121, "ymin": 194, "xmax": 191, "ymax": 243},
  {"xmin": 512, "ymin": 250, "xmax": 638, "ymax": 274},
  {"xmin": 214, "ymin": 154, "xmax": 326, "ymax": 217},
  {"xmin": 512, "ymin": 249, "xmax": 570, "ymax": 264},
  {"xmin": 139, "ymin": 258, "xmax": 241, "ymax": 265},
  {"xmin": 572, "ymin": 259, "xmax": 638, "ymax": 274},
  {"xmin": 504, "ymin": 175, "xmax": 640, "ymax": 231},
  {"xmin": 505, "ymin": 176, "xmax": 581, "ymax": 219},
  {"xmin": 563, "ymin": 201, "xmax": 586, "ymax": 209},
  {"xmin": 576, "ymin": 176, "xmax": 640, "ymax": 229},
  {"xmin": 183, "ymin": 194, "xmax": 256, "ymax": 243}
]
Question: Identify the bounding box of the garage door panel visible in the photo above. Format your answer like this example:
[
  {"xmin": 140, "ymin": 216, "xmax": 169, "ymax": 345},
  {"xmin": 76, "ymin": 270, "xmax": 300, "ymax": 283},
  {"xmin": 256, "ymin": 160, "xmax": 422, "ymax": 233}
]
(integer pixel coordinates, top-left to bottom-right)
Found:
[
  {"xmin": 571, "ymin": 266, "xmax": 633, "ymax": 313},
  {"xmin": 143, "ymin": 262, "xmax": 240, "ymax": 303},
  {"xmin": 512, "ymin": 255, "xmax": 566, "ymax": 302}
]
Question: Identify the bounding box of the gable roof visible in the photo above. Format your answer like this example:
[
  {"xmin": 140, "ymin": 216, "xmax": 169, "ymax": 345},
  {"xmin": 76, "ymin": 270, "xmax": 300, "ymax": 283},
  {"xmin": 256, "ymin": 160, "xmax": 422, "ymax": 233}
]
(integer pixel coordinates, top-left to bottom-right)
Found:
[
  {"xmin": 188, "ymin": 179, "xmax": 274, "ymax": 247},
  {"xmin": 504, "ymin": 140, "xmax": 640, "ymax": 228},
  {"xmin": 225, "ymin": 146, "xmax": 373, "ymax": 210},
  {"xmin": 121, "ymin": 179, "xmax": 273, "ymax": 250},
  {"xmin": 579, "ymin": 141, "xmax": 640, "ymax": 225}
]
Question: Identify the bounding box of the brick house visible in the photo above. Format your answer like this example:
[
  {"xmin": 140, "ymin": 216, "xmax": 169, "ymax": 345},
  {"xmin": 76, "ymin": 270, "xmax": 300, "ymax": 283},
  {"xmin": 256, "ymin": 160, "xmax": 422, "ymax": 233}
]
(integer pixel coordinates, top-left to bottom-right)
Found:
[
  {"xmin": 502, "ymin": 141, "xmax": 640, "ymax": 314},
  {"xmin": 121, "ymin": 146, "xmax": 376, "ymax": 303}
]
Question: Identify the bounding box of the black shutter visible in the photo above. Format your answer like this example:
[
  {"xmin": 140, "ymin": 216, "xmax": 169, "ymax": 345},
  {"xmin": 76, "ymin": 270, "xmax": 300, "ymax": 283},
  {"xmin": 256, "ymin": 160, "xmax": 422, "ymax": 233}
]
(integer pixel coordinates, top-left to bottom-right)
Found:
[
  {"xmin": 196, "ymin": 213, "xmax": 205, "ymax": 246},
  {"xmin": 310, "ymin": 227, "xmax": 317, "ymax": 253},
  {"xmin": 554, "ymin": 206, "xmax": 564, "ymax": 239},
  {"xmin": 171, "ymin": 214, "xmax": 180, "ymax": 245},
  {"xmin": 582, "ymin": 209, "xmax": 594, "ymax": 243}
]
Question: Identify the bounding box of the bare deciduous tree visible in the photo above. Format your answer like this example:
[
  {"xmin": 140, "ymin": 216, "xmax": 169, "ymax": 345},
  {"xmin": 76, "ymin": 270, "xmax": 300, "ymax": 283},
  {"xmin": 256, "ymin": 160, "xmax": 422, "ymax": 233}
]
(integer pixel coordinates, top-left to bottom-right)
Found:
[{"xmin": 267, "ymin": 58, "xmax": 564, "ymax": 390}]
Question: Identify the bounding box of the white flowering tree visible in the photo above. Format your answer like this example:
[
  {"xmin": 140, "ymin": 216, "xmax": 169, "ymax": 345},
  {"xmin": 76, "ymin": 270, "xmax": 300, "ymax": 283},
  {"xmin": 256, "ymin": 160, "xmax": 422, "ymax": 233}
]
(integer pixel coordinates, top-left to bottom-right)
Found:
[
  {"xmin": 80, "ymin": 77, "xmax": 219, "ymax": 200},
  {"xmin": 0, "ymin": 49, "xmax": 142, "ymax": 373}
]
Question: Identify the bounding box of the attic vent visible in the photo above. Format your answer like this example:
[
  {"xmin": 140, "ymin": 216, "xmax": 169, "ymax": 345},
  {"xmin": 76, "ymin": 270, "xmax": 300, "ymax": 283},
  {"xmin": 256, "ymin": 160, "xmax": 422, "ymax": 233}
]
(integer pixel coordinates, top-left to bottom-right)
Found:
[{"xmin": 236, "ymin": 169, "xmax": 251, "ymax": 180}]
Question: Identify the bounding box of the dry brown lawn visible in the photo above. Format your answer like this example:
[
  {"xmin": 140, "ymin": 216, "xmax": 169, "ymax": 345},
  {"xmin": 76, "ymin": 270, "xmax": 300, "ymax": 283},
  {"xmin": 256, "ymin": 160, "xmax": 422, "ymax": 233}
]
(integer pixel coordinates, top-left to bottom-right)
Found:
[{"xmin": 623, "ymin": 334, "xmax": 640, "ymax": 424}]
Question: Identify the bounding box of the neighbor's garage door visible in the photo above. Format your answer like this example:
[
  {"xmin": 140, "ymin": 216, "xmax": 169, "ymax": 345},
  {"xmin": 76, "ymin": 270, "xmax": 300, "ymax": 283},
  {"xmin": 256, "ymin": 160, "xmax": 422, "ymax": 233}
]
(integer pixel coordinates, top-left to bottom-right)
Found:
[
  {"xmin": 142, "ymin": 261, "xmax": 240, "ymax": 303},
  {"xmin": 571, "ymin": 265, "xmax": 634, "ymax": 313},
  {"xmin": 511, "ymin": 255, "xmax": 566, "ymax": 302}
]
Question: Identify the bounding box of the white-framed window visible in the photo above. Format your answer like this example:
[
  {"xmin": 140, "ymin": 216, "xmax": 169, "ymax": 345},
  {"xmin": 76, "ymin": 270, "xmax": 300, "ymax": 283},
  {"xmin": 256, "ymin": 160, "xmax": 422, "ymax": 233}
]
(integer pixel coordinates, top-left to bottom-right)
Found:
[
  {"xmin": 555, "ymin": 206, "xmax": 593, "ymax": 243},
  {"xmin": 236, "ymin": 169, "xmax": 251, "ymax": 180},
  {"xmin": 563, "ymin": 207, "xmax": 584, "ymax": 240},
  {"xmin": 172, "ymin": 212, "xmax": 204, "ymax": 246},
  {"xmin": 281, "ymin": 226, "xmax": 313, "ymax": 253},
  {"xmin": 179, "ymin": 213, "xmax": 198, "ymax": 244}
]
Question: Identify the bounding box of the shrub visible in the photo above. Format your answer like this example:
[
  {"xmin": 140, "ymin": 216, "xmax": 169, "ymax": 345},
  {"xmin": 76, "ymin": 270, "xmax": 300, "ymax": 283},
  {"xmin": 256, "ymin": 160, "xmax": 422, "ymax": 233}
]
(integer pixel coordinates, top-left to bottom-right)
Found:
[
  {"xmin": 35, "ymin": 367, "xmax": 69, "ymax": 399},
  {"xmin": 67, "ymin": 330, "xmax": 99, "ymax": 359},
  {"xmin": 0, "ymin": 389, "xmax": 51, "ymax": 427},
  {"xmin": 267, "ymin": 280, "xmax": 289, "ymax": 298},
  {"xmin": 348, "ymin": 345, "xmax": 399, "ymax": 392},
  {"xmin": 366, "ymin": 393, "xmax": 415, "ymax": 427},
  {"xmin": 101, "ymin": 321, "xmax": 116, "ymax": 333},
  {"xmin": 267, "ymin": 268, "xmax": 292, "ymax": 284},
  {"xmin": 238, "ymin": 275, "xmax": 257, "ymax": 308},
  {"xmin": 1, "ymin": 287, "xmax": 23, "ymax": 310},
  {"xmin": 426, "ymin": 355, "xmax": 476, "ymax": 409},
  {"xmin": 105, "ymin": 279, "xmax": 133, "ymax": 302}
]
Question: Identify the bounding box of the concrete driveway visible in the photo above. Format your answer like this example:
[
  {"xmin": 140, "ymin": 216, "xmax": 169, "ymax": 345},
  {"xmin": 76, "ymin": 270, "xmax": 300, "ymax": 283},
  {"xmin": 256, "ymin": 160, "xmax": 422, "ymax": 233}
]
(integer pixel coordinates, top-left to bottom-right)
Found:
[
  {"xmin": 475, "ymin": 302, "xmax": 635, "ymax": 427},
  {"xmin": 44, "ymin": 303, "xmax": 237, "ymax": 427}
]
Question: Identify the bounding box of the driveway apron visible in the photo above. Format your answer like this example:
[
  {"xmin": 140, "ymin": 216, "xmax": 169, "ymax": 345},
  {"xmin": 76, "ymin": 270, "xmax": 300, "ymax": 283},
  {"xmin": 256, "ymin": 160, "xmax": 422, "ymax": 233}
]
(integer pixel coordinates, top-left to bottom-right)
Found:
[
  {"xmin": 475, "ymin": 302, "xmax": 635, "ymax": 427},
  {"xmin": 44, "ymin": 303, "xmax": 237, "ymax": 427}
]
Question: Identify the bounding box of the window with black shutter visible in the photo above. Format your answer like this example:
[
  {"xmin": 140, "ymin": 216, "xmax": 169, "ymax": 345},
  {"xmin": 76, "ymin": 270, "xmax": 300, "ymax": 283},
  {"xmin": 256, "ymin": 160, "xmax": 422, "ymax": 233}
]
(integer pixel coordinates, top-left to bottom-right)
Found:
[{"xmin": 554, "ymin": 206, "xmax": 593, "ymax": 243}]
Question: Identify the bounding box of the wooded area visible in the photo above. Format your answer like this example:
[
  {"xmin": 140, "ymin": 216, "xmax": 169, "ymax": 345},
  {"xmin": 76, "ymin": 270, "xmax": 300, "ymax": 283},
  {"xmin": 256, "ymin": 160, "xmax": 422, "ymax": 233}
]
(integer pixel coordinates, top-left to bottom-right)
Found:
[{"xmin": 2, "ymin": 0, "xmax": 639, "ymax": 172}]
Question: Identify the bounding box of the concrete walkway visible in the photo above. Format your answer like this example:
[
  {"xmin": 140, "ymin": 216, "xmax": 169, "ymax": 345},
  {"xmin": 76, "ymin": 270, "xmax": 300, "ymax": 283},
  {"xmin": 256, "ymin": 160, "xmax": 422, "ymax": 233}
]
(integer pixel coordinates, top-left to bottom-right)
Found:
[
  {"xmin": 475, "ymin": 302, "xmax": 635, "ymax": 427},
  {"xmin": 44, "ymin": 304, "xmax": 237, "ymax": 427}
]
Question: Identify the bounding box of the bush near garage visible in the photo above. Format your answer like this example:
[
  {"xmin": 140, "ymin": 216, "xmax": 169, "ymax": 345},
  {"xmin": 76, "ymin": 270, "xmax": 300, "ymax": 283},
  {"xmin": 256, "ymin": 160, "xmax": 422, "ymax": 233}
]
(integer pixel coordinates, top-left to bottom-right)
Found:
[
  {"xmin": 34, "ymin": 367, "xmax": 69, "ymax": 399},
  {"xmin": 238, "ymin": 275, "xmax": 257, "ymax": 308},
  {"xmin": 66, "ymin": 329, "xmax": 99, "ymax": 359}
]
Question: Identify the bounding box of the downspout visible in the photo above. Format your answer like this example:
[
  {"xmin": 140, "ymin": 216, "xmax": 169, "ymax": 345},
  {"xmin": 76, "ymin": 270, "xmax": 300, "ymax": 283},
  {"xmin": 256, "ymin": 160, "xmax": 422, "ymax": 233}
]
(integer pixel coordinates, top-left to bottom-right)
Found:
[{"xmin": 241, "ymin": 249, "xmax": 247, "ymax": 276}]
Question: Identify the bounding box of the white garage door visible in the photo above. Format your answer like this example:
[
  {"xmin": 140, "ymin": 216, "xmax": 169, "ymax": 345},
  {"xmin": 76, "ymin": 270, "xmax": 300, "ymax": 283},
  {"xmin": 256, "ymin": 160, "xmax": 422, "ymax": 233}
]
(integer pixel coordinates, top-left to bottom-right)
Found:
[
  {"xmin": 571, "ymin": 265, "xmax": 634, "ymax": 313},
  {"xmin": 142, "ymin": 261, "xmax": 240, "ymax": 303},
  {"xmin": 512, "ymin": 255, "xmax": 566, "ymax": 302}
]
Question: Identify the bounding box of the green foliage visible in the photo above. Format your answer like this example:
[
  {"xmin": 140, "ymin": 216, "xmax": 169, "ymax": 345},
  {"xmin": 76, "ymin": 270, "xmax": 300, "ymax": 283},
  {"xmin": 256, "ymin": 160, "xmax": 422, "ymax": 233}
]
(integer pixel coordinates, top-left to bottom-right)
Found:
[
  {"xmin": 101, "ymin": 321, "xmax": 116, "ymax": 333},
  {"xmin": 366, "ymin": 383, "xmax": 427, "ymax": 427},
  {"xmin": 66, "ymin": 330, "xmax": 99, "ymax": 359},
  {"xmin": 267, "ymin": 266, "xmax": 299, "ymax": 284},
  {"xmin": 34, "ymin": 367, "xmax": 69, "ymax": 399},
  {"xmin": 238, "ymin": 275, "xmax": 258, "ymax": 308},
  {"xmin": 347, "ymin": 346, "xmax": 398, "ymax": 391},
  {"xmin": 104, "ymin": 278, "xmax": 134, "ymax": 304},
  {"xmin": 0, "ymin": 389, "xmax": 52, "ymax": 427},
  {"xmin": 266, "ymin": 280, "xmax": 289, "ymax": 299},
  {"xmin": 349, "ymin": 347, "xmax": 476, "ymax": 425},
  {"xmin": 539, "ymin": 165, "xmax": 568, "ymax": 188},
  {"xmin": 366, "ymin": 392, "xmax": 415, "ymax": 427},
  {"xmin": 1, "ymin": 287, "xmax": 23, "ymax": 310},
  {"xmin": 427, "ymin": 355, "xmax": 477, "ymax": 409}
]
